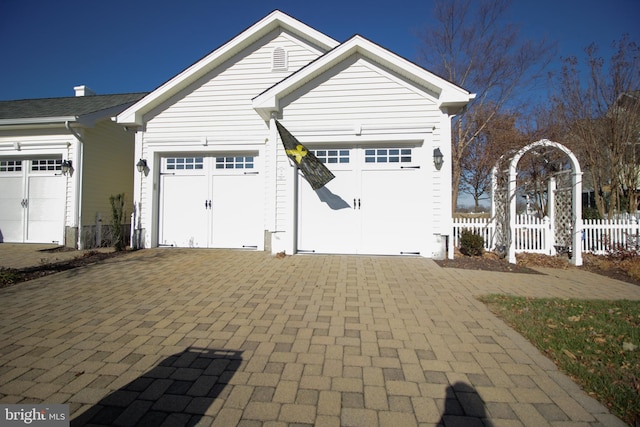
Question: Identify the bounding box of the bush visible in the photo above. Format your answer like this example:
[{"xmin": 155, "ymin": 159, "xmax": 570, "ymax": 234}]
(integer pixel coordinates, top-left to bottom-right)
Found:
[
  {"xmin": 459, "ymin": 229, "xmax": 484, "ymax": 256},
  {"xmin": 582, "ymin": 206, "xmax": 601, "ymax": 220}
]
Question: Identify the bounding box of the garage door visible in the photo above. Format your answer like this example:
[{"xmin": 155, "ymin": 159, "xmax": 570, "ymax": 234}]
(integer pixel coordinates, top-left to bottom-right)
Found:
[
  {"xmin": 0, "ymin": 158, "xmax": 65, "ymax": 244},
  {"xmin": 298, "ymin": 146, "xmax": 425, "ymax": 255},
  {"xmin": 158, "ymin": 155, "xmax": 262, "ymax": 248}
]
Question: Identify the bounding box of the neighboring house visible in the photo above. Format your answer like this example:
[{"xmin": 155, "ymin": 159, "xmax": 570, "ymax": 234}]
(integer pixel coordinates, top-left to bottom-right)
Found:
[
  {"xmin": 0, "ymin": 87, "xmax": 147, "ymax": 248},
  {"xmin": 117, "ymin": 10, "xmax": 474, "ymax": 258}
]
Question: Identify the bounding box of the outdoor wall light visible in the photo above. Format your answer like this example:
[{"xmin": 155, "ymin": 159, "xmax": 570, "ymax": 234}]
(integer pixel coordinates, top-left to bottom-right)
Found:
[
  {"xmin": 61, "ymin": 160, "xmax": 73, "ymax": 176},
  {"xmin": 136, "ymin": 158, "xmax": 148, "ymax": 173},
  {"xmin": 433, "ymin": 148, "xmax": 444, "ymax": 171}
]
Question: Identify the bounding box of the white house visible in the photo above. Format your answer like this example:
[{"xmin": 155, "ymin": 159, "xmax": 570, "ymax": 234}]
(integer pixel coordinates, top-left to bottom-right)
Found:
[
  {"xmin": 0, "ymin": 87, "xmax": 147, "ymax": 248},
  {"xmin": 117, "ymin": 10, "xmax": 474, "ymax": 258}
]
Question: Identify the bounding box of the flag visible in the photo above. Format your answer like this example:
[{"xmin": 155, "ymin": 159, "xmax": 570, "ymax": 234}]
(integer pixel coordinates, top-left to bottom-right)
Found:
[{"xmin": 275, "ymin": 120, "xmax": 335, "ymax": 190}]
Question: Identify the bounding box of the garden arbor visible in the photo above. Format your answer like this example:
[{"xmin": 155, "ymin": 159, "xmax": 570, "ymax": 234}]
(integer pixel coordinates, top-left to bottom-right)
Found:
[{"xmin": 491, "ymin": 139, "xmax": 583, "ymax": 266}]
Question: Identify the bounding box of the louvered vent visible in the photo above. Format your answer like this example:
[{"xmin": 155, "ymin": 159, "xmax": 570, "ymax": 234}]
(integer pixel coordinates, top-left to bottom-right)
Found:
[{"xmin": 273, "ymin": 47, "xmax": 287, "ymax": 71}]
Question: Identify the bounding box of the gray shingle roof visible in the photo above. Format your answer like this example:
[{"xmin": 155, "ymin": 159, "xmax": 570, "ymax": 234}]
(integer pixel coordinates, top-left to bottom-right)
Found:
[{"xmin": 0, "ymin": 93, "xmax": 148, "ymax": 120}]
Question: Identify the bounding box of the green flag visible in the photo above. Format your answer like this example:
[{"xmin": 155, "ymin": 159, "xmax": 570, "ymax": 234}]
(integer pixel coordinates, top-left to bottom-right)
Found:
[{"xmin": 275, "ymin": 121, "xmax": 335, "ymax": 190}]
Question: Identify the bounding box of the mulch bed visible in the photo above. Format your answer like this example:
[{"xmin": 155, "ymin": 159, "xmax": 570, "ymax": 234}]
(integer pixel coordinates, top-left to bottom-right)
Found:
[
  {"xmin": 0, "ymin": 250, "xmax": 129, "ymax": 288},
  {"xmin": 435, "ymin": 251, "xmax": 640, "ymax": 287},
  {"xmin": 434, "ymin": 256, "xmax": 542, "ymax": 274}
]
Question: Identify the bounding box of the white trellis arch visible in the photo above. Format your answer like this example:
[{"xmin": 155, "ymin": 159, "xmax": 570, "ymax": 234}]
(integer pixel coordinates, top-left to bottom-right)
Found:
[{"xmin": 491, "ymin": 139, "xmax": 583, "ymax": 266}]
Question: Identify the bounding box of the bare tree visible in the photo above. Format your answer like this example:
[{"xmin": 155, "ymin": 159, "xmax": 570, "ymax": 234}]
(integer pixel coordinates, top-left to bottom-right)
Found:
[
  {"xmin": 553, "ymin": 35, "xmax": 640, "ymax": 217},
  {"xmin": 418, "ymin": 0, "xmax": 555, "ymax": 211},
  {"xmin": 460, "ymin": 104, "xmax": 525, "ymax": 210}
]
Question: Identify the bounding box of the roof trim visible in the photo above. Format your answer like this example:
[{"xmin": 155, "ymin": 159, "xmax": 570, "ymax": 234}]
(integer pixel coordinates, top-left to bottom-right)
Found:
[
  {"xmin": 117, "ymin": 10, "xmax": 340, "ymax": 126},
  {"xmin": 0, "ymin": 116, "xmax": 78, "ymax": 126},
  {"xmin": 252, "ymin": 35, "xmax": 475, "ymax": 120}
]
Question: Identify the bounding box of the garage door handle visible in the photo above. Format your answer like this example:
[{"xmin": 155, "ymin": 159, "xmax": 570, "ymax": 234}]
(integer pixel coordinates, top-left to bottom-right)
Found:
[
  {"xmin": 205, "ymin": 200, "xmax": 211, "ymax": 209},
  {"xmin": 353, "ymin": 198, "xmax": 360, "ymax": 209}
]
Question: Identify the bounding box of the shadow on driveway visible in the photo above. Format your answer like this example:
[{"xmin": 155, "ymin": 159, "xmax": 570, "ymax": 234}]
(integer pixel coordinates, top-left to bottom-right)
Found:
[
  {"xmin": 438, "ymin": 382, "xmax": 493, "ymax": 427},
  {"xmin": 71, "ymin": 347, "xmax": 242, "ymax": 426}
]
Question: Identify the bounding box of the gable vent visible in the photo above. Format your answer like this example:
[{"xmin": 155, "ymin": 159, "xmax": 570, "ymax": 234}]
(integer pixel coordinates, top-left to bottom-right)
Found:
[{"xmin": 273, "ymin": 47, "xmax": 287, "ymax": 71}]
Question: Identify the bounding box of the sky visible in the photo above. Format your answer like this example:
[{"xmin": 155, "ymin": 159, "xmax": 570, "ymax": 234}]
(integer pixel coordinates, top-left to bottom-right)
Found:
[{"xmin": 1, "ymin": 0, "xmax": 638, "ymax": 102}]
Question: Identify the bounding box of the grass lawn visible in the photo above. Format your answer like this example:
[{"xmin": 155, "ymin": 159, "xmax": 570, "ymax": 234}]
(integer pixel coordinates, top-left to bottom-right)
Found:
[{"xmin": 480, "ymin": 295, "xmax": 640, "ymax": 426}]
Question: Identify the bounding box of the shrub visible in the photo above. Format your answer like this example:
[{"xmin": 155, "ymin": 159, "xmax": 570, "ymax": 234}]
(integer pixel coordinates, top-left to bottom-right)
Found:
[
  {"xmin": 459, "ymin": 229, "xmax": 484, "ymax": 256},
  {"xmin": 582, "ymin": 206, "xmax": 601, "ymax": 220}
]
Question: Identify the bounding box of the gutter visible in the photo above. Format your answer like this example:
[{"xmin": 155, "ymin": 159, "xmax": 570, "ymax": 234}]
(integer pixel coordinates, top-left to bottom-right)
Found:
[{"xmin": 65, "ymin": 120, "xmax": 85, "ymax": 250}]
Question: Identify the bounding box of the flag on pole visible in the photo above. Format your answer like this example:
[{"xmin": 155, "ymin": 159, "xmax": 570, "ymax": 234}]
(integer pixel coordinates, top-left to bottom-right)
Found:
[{"xmin": 275, "ymin": 120, "xmax": 335, "ymax": 190}]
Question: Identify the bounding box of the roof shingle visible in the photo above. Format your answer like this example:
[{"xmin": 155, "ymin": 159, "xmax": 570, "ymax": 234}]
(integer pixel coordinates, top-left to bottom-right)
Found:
[{"xmin": 0, "ymin": 93, "xmax": 148, "ymax": 120}]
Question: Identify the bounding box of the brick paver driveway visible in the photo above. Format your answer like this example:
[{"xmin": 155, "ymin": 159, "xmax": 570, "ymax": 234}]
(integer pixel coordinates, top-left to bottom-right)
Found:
[{"xmin": 1, "ymin": 248, "xmax": 638, "ymax": 426}]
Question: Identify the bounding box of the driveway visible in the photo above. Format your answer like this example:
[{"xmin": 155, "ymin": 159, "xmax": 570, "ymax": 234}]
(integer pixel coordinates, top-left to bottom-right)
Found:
[{"xmin": 1, "ymin": 247, "xmax": 638, "ymax": 426}]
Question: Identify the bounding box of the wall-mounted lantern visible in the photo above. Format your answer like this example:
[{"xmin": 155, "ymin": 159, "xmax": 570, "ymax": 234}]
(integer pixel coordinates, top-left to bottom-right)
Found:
[
  {"xmin": 61, "ymin": 160, "xmax": 73, "ymax": 176},
  {"xmin": 433, "ymin": 148, "xmax": 444, "ymax": 171},
  {"xmin": 136, "ymin": 158, "xmax": 148, "ymax": 174}
]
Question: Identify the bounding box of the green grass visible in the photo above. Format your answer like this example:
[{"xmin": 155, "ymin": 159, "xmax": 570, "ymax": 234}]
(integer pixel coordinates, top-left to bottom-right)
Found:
[{"xmin": 480, "ymin": 295, "xmax": 640, "ymax": 426}]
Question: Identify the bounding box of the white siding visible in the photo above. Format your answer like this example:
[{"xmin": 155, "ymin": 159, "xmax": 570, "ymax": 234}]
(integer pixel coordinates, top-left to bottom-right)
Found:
[
  {"xmin": 280, "ymin": 55, "xmax": 440, "ymax": 132},
  {"xmin": 143, "ymin": 29, "xmax": 323, "ymax": 141},
  {"xmin": 139, "ymin": 28, "xmax": 327, "ymax": 247},
  {"xmin": 274, "ymin": 54, "xmax": 450, "ymax": 250}
]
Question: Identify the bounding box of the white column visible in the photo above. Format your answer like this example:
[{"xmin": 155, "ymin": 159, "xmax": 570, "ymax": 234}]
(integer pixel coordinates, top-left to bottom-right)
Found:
[
  {"xmin": 572, "ymin": 170, "xmax": 583, "ymax": 266},
  {"xmin": 507, "ymin": 160, "xmax": 517, "ymax": 264},
  {"xmin": 133, "ymin": 131, "xmax": 144, "ymax": 248},
  {"xmin": 548, "ymin": 176, "xmax": 556, "ymax": 255}
]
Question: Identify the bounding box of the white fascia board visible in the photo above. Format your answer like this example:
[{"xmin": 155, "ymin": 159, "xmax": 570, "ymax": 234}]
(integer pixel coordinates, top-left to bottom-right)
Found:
[
  {"xmin": 348, "ymin": 36, "xmax": 474, "ymax": 106},
  {"xmin": 252, "ymin": 35, "xmax": 474, "ymax": 119},
  {"xmin": 117, "ymin": 10, "xmax": 339, "ymax": 126},
  {"xmin": 0, "ymin": 116, "xmax": 77, "ymax": 126}
]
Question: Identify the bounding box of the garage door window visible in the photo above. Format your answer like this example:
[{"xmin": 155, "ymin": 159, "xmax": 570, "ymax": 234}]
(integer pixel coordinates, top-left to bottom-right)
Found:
[
  {"xmin": 312, "ymin": 149, "xmax": 350, "ymax": 164},
  {"xmin": 31, "ymin": 159, "xmax": 62, "ymax": 171},
  {"xmin": 365, "ymin": 148, "xmax": 412, "ymax": 164},
  {"xmin": 166, "ymin": 157, "xmax": 204, "ymax": 170},
  {"xmin": 215, "ymin": 156, "xmax": 254, "ymax": 169},
  {"xmin": 0, "ymin": 160, "xmax": 22, "ymax": 172}
]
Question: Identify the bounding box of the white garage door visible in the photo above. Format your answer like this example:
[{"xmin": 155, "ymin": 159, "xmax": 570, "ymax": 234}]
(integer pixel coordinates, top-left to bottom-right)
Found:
[
  {"xmin": 0, "ymin": 158, "xmax": 65, "ymax": 244},
  {"xmin": 298, "ymin": 147, "xmax": 425, "ymax": 255},
  {"xmin": 159, "ymin": 155, "xmax": 262, "ymax": 249}
]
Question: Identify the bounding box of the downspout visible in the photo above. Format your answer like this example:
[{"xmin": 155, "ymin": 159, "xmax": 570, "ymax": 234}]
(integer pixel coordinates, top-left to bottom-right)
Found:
[{"xmin": 65, "ymin": 120, "xmax": 85, "ymax": 249}]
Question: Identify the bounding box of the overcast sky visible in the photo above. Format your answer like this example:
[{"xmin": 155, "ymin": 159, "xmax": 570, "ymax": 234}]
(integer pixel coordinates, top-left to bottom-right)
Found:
[{"xmin": 1, "ymin": 0, "xmax": 638, "ymax": 101}]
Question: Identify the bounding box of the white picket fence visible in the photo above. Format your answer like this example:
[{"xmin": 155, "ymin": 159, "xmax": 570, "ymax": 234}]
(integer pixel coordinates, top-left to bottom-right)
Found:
[{"xmin": 452, "ymin": 215, "xmax": 639, "ymax": 255}]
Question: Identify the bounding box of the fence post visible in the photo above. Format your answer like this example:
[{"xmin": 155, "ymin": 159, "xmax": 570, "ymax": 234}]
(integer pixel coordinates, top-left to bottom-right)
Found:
[{"xmin": 543, "ymin": 216, "xmax": 551, "ymax": 255}]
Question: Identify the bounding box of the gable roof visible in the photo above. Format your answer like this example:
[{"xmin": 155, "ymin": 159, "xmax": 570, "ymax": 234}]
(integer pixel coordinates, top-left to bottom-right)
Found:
[
  {"xmin": 0, "ymin": 93, "xmax": 148, "ymax": 127},
  {"xmin": 117, "ymin": 10, "xmax": 339, "ymax": 126},
  {"xmin": 253, "ymin": 35, "xmax": 475, "ymax": 120}
]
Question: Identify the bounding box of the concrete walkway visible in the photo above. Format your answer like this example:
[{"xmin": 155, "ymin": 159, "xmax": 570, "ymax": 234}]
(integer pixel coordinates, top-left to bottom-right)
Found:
[{"xmin": 1, "ymin": 246, "xmax": 638, "ymax": 426}]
